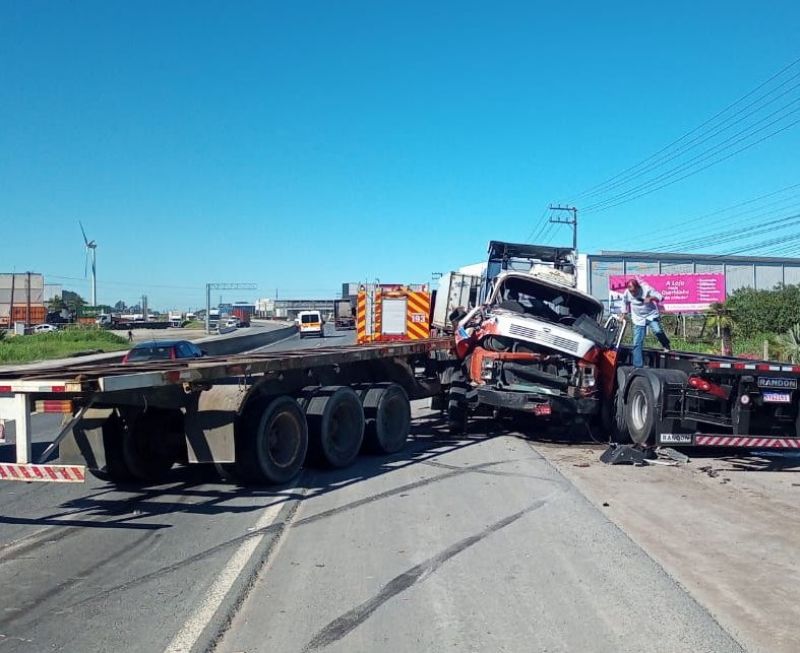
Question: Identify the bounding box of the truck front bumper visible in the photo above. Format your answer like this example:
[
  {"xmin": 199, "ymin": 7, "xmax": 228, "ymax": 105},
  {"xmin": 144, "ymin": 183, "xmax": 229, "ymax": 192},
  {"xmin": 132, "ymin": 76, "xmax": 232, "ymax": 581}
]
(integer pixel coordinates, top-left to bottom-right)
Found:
[{"xmin": 475, "ymin": 386, "xmax": 599, "ymax": 418}]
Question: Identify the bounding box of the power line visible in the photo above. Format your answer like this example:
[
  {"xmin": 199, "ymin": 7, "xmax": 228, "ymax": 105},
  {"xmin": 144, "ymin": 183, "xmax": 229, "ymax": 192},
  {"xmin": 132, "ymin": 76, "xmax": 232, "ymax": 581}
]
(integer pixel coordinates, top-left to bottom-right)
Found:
[
  {"xmin": 613, "ymin": 182, "xmax": 800, "ymax": 249},
  {"xmin": 571, "ymin": 55, "xmax": 800, "ymax": 201},
  {"xmin": 582, "ymin": 115, "xmax": 800, "ymax": 214},
  {"xmin": 648, "ymin": 203, "xmax": 800, "ymax": 252},
  {"xmin": 582, "ymin": 99, "xmax": 800, "ymax": 212},
  {"xmin": 526, "ymin": 207, "xmax": 552, "ymax": 243},
  {"xmin": 576, "ymin": 75, "xmax": 800, "ymax": 203},
  {"xmin": 658, "ymin": 213, "xmax": 800, "ymax": 253}
]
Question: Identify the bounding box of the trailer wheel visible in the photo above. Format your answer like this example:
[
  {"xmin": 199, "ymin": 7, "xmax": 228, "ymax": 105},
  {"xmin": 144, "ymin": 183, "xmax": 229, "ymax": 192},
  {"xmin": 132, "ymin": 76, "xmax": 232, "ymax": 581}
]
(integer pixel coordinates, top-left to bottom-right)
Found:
[
  {"xmin": 624, "ymin": 377, "xmax": 656, "ymax": 445},
  {"xmin": 237, "ymin": 396, "xmax": 309, "ymax": 484},
  {"xmin": 122, "ymin": 409, "xmax": 184, "ymax": 482},
  {"xmin": 93, "ymin": 409, "xmax": 183, "ymax": 483},
  {"xmin": 304, "ymin": 386, "xmax": 364, "ymax": 468},
  {"xmin": 362, "ymin": 384, "xmax": 411, "ymax": 454},
  {"xmin": 91, "ymin": 410, "xmax": 136, "ymax": 483}
]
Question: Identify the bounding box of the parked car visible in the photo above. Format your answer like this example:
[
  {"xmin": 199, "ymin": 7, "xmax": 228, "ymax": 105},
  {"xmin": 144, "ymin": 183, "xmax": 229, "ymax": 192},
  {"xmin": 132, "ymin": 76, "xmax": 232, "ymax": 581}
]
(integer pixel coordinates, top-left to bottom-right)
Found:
[
  {"xmin": 32, "ymin": 324, "xmax": 59, "ymax": 333},
  {"xmin": 122, "ymin": 339, "xmax": 205, "ymax": 363},
  {"xmin": 224, "ymin": 318, "xmax": 240, "ymax": 328}
]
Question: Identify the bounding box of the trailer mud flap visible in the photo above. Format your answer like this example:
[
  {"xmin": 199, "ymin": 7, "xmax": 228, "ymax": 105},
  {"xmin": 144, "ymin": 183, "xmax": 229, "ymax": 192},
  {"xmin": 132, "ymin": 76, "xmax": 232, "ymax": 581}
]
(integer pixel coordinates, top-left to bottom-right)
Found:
[
  {"xmin": 59, "ymin": 407, "xmax": 115, "ymax": 470},
  {"xmin": 183, "ymin": 385, "xmax": 244, "ymax": 463}
]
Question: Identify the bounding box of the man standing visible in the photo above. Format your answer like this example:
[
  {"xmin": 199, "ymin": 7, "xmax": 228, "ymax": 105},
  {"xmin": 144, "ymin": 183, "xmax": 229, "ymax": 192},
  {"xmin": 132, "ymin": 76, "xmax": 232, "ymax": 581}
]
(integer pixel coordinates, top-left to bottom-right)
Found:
[{"xmin": 622, "ymin": 278, "xmax": 671, "ymax": 368}]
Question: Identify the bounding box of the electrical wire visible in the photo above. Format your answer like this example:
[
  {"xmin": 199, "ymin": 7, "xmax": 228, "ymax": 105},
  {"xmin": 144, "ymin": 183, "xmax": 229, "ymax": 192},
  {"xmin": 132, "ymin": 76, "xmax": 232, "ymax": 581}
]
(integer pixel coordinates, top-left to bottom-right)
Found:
[
  {"xmin": 583, "ymin": 99, "xmax": 800, "ymax": 213},
  {"xmin": 649, "ymin": 204, "xmax": 800, "ymax": 252},
  {"xmin": 582, "ymin": 115, "xmax": 800, "ymax": 215},
  {"xmin": 576, "ymin": 75, "xmax": 800, "ymax": 202},
  {"xmin": 584, "ymin": 78, "xmax": 800, "ymax": 204},
  {"xmin": 613, "ymin": 183, "xmax": 800, "ymax": 249},
  {"xmin": 526, "ymin": 207, "xmax": 552, "ymax": 242},
  {"xmin": 571, "ymin": 55, "xmax": 800, "ymax": 201}
]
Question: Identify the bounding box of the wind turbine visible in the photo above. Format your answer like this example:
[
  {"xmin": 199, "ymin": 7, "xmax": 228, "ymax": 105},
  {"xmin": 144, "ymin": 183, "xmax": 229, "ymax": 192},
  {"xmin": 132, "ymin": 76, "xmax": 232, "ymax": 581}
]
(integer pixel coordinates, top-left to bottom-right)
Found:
[{"xmin": 80, "ymin": 222, "xmax": 97, "ymax": 306}]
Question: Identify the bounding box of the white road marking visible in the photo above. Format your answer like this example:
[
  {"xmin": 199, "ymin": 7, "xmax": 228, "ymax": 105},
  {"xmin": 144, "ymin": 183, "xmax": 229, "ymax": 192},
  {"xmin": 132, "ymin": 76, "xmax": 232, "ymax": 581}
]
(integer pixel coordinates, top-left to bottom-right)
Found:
[{"xmin": 164, "ymin": 499, "xmax": 286, "ymax": 653}]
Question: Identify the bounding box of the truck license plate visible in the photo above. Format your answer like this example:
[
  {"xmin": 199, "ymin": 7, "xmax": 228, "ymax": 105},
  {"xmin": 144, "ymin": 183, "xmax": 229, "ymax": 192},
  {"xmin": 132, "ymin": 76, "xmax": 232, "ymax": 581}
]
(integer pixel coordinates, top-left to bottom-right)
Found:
[
  {"xmin": 659, "ymin": 433, "xmax": 692, "ymax": 444},
  {"xmin": 762, "ymin": 391, "xmax": 792, "ymax": 403},
  {"xmin": 532, "ymin": 403, "xmax": 551, "ymax": 416}
]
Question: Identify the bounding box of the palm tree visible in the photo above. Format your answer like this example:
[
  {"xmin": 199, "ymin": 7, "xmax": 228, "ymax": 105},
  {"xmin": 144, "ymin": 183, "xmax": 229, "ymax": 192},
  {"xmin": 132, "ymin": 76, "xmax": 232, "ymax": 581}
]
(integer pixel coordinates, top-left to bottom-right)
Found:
[
  {"xmin": 776, "ymin": 323, "xmax": 800, "ymax": 363},
  {"xmin": 705, "ymin": 302, "xmax": 736, "ymax": 354}
]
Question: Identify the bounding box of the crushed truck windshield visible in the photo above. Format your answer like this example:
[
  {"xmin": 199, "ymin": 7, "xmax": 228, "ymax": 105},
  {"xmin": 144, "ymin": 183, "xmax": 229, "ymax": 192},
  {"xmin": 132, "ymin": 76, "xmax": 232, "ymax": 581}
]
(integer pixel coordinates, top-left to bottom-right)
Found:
[{"xmin": 492, "ymin": 276, "xmax": 603, "ymax": 324}]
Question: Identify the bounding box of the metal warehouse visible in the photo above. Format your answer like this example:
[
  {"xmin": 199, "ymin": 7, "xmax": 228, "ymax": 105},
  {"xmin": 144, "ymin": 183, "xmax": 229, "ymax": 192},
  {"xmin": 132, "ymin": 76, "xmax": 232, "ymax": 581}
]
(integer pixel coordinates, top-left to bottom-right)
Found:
[{"xmin": 577, "ymin": 251, "xmax": 800, "ymax": 313}]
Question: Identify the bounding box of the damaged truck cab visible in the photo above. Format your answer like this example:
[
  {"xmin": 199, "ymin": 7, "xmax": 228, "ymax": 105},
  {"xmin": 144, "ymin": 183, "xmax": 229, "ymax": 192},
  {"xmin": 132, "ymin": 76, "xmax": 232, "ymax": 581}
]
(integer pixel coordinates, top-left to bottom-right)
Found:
[{"xmin": 449, "ymin": 241, "xmax": 609, "ymax": 427}]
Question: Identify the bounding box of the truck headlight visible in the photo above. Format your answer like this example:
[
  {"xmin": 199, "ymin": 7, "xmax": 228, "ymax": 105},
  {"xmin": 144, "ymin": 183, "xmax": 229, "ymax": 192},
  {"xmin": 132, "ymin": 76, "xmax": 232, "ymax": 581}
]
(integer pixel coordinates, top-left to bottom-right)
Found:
[
  {"xmin": 578, "ymin": 362, "xmax": 596, "ymax": 388},
  {"xmin": 481, "ymin": 357, "xmax": 495, "ymax": 380}
]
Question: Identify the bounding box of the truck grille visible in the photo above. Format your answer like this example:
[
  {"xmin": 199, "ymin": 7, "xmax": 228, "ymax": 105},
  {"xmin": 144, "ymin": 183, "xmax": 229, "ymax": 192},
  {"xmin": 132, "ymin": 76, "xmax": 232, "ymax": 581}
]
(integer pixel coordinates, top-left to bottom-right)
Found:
[{"xmin": 508, "ymin": 323, "xmax": 580, "ymax": 353}]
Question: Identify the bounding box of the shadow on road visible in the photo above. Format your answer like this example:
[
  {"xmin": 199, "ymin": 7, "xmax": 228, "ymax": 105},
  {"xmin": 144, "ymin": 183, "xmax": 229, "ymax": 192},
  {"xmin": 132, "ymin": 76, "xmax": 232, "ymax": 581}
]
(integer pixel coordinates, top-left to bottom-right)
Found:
[{"xmin": 1, "ymin": 412, "xmax": 511, "ymax": 532}]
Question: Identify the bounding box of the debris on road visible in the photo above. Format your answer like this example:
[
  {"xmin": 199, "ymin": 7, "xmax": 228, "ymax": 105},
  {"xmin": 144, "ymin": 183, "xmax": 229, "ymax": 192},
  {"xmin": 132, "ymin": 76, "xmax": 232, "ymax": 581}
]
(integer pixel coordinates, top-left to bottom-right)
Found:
[
  {"xmin": 600, "ymin": 443, "xmax": 648, "ymax": 466},
  {"xmin": 657, "ymin": 447, "xmax": 690, "ymax": 464},
  {"xmin": 698, "ymin": 465, "xmax": 720, "ymax": 478}
]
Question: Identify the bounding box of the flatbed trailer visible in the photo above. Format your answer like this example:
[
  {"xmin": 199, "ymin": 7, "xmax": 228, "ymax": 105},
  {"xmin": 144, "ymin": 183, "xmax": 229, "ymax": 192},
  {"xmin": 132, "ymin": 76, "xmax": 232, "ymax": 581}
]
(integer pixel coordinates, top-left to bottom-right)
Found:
[
  {"xmin": 604, "ymin": 338, "xmax": 800, "ymax": 450},
  {"xmin": 0, "ymin": 338, "xmax": 451, "ymax": 485}
]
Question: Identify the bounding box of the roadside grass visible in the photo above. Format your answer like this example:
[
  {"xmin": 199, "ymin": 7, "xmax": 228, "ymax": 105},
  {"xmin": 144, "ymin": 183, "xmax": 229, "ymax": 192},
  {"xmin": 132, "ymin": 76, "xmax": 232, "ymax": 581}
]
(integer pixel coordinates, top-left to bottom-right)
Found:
[
  {"xmin": 184, "ymin": 320, "xmax": 205, "ymax": 329},
  {"xmin": 631, "ymin": 332, "xmax": 782, "ymax": 360},
  {"xmin": 0, "ymin": 327, "xmax": 129, "ymax": 364}
]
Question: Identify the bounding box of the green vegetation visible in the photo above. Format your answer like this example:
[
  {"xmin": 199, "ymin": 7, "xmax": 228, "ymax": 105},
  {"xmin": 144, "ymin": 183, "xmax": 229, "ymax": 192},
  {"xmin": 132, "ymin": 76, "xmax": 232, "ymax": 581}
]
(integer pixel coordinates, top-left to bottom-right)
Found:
[
  {"xmin": 184, "ymin": 320, "xmax": 205, "ymax": 329},
  {"xmin": 725, "ymin": 285, "xmax": 800, "ymax": 337},
  {"xmin": 0, "ymin": 327, "xmax": 129, "ymax": 364},
  {"xmin": 621, "ymin": 285, "xmax": 800, "ymax": 362}
]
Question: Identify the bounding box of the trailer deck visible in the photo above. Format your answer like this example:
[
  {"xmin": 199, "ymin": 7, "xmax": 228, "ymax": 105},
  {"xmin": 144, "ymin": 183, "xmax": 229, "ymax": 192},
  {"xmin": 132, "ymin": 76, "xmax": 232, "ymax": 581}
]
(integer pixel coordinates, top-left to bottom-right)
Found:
[{"xmin": 0, "ymin": 338, "xmax": 452, "ymax": 393}]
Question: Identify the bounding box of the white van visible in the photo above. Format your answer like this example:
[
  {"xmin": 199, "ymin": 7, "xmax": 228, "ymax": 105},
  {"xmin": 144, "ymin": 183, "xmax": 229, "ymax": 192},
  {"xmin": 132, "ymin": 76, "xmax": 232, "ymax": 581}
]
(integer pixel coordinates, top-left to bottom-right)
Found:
[{"xmin": 297, "ymin": 310, "xmax": 325, "ymax": 338}]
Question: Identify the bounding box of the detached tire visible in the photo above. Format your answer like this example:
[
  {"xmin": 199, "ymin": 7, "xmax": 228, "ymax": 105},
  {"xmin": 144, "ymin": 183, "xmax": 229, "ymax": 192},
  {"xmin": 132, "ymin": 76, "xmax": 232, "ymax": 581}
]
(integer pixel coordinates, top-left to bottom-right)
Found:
[
  {"xmin": 236, "ymin": 396, "xmax": 309, "ymax": 484},
  {"xmin": 304, "ymin": 386, "xmax": 364, "ymax": 468},
  {"xmin": 362, "ymin": 384, "xmax": 411, "ymax": 454},
  {"xmin": 624, "ymin": 377, "xmax": 656, "ymax": 446}
]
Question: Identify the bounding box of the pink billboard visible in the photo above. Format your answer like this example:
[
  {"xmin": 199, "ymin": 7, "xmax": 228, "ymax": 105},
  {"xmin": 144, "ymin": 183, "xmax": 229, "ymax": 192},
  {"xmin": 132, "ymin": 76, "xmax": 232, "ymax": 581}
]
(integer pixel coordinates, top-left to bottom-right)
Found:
[{"xmin": 608, "ymin": 273, "xmax": 726, "ymax": 313}]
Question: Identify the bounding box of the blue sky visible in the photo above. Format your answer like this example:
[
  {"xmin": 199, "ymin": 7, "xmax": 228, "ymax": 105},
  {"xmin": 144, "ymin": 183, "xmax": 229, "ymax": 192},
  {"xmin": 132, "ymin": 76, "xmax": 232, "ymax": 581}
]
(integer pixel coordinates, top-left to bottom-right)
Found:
[{"xmin": 2, "ymin": 1, "xmax": 799, "ymax": 309}]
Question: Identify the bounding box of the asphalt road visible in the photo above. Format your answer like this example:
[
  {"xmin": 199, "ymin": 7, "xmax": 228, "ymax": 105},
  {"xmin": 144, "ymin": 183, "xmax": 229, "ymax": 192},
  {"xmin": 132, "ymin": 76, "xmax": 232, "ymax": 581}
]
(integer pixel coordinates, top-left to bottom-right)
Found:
[{"xmin": 0, "ymin": 326, "xmax": 743, "ymax": 653}]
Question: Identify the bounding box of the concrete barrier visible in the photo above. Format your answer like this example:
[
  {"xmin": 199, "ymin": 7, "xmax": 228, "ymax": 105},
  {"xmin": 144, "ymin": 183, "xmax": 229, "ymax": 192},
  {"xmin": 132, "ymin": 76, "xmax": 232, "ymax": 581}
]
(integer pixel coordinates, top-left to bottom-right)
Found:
[{"xmin": 197, "ymin": 324, "xmax": 298, "ymax": 356}]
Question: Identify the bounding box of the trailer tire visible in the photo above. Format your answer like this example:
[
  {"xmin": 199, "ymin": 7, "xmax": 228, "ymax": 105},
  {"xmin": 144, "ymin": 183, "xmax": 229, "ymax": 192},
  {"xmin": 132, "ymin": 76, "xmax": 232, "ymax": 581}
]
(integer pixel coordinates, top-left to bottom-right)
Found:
[
  {"xmin": 122, "ymin": 409, "xmax": 184, "ymax": 482},
  {"xmin": 304, "ymin": 386, "xmax": 364, "ymax": 468},
  {"xmin": 91, "ymin": 410, "xmax": 136, "ymax": 483},
  {"xmin": 362, "ymin": 384, "xmax": 411, "ymax": 454},
  {"xmin": 625, "ymin": 377, "xmax": 656, "ymax": 446},
  {"xmin": 93, "ymin": 409, "xmax": 182, "ymax": 484},
  {"xmin": 236, "ymin": 396, "xmax": 308, "ymax": 485}
]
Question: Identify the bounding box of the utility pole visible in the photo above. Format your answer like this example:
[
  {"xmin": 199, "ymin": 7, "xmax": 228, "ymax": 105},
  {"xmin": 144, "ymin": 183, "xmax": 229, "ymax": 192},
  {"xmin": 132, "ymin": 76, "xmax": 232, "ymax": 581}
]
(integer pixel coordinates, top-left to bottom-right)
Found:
[
  {"xmin": 548, "ymin": 205, "xmax": 578, "ymax": 253},
  {"xmin": 205, "ymin": 283, "xmax": 257, "ymax": 333}
]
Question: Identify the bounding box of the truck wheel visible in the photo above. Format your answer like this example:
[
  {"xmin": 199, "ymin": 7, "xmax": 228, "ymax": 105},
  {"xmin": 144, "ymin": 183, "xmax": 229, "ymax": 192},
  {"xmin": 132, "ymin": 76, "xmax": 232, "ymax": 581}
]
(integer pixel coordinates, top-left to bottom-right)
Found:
[
  {"xmin": 304, "ymin": 386, "xmax": 365, "ymax": 468},
  {"xmin": 236, "ymin": 396, "xmax": 309, "ymax": 485},
  {"xmin": 624, "ymin": 377, "xmax": 655, "ymax": 446},
  {"xmin": 362, "ymin": 384, "xmax": 411, "ymax": 454},
  {"xmin": 602, "ymin": 387, "xmax": 631, "ymax": 444},
  {"xmin": 447, "ymin": 374, "xmax": 469, "ymax": 434}
]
